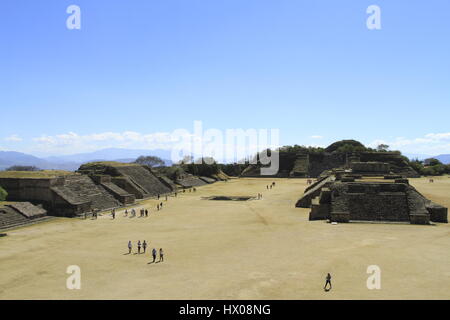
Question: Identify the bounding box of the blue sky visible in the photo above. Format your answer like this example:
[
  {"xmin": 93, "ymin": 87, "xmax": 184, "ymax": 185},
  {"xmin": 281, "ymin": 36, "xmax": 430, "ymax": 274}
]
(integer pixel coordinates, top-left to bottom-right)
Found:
[{"xmin": 1, "ymin": 0, "xmax": 449, "ymax": 157}]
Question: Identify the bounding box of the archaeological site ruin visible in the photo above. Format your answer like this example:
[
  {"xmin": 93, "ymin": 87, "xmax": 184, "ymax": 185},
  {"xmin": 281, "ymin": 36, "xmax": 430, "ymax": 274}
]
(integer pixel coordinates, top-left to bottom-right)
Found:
[
  {"xmin": 0, "ymin": 140, "xmax": 447, "ymax": 229},
  {"xmin": 0, "ymin": 161, "xmax": 226, "ymax": 228},
  {"xmin": 241, "ymin": 140, "xmax": 419, "ymax": 178},
  {"xmin": 296, "ymin": 168, "xmax": 448, "ymax": 225}
]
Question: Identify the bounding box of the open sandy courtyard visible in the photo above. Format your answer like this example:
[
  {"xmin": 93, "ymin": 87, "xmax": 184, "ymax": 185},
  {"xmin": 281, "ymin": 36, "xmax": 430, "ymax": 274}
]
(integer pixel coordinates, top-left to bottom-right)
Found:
[{"xmin": 1, "ymin": 177, "xmax": 449, "ymax": 300}]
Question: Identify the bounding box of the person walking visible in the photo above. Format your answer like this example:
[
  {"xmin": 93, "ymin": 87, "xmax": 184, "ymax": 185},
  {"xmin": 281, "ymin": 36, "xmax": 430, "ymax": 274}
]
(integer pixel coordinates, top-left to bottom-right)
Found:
[
  {"xmin": 128, "ymin": 241, "xmax": 132, "ymax": 254},
  {"xmin": 137, "ymin": 240, "xmax": 141, "ymax": 254},
  {"xmin": 142, "ymin": 240, "xmax": 147, "ymax": 253},
  {"xmin": 157, "ymin": 204, "xmax": 160, "ymax": 211},
  {"xmin": 159, "ymin": 248, "xmax": 164, "ymax": 262},
  {"xmin": 152, "ymin": 248, "xmax": 157, "ymax": 263},
  {"xmin": 124, "ymin": 209, "xmax": 128, "ymax": 217},
  {"xmin": 112, "ymin": 208, "xmax": 115, "ymax": 220},
  {"xmin": 145, "ymin": 209, "xmax": 148, "ymax": 217},
  {"xmin": 160, "ymin": 202, "xmax": 163, "ymax": 209},
  {"xmin": 324, "ymin": 273, "xmax": 332, "ymax": 291}
]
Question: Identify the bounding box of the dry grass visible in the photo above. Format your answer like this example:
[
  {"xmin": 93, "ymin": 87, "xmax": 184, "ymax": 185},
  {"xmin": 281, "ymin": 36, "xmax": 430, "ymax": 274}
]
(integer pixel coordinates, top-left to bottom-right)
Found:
[
  {"xmin": 80, "ymin": 161, "xmax": 140, "ymax": 168},
  {"xmin": 0, "ymin": 170, "xmax": 74, "ymax": 179}
]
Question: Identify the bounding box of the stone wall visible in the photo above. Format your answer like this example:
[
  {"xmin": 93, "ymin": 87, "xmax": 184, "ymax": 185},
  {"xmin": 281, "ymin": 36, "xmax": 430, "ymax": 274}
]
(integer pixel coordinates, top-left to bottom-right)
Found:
[
  {"xmin": 301, "ymin": 176, "xmax": 447, "ymax": 225},
  {"xmin": 241, "ymin": 148, "xmax": 418, "ymax": 178},
  {"xmin": 332, "ymin": 182, "xmax": 410, "ymax": 222},
  {"xmin": 350, "ymin": 162, "xmax": 391, "ymax": 174}
]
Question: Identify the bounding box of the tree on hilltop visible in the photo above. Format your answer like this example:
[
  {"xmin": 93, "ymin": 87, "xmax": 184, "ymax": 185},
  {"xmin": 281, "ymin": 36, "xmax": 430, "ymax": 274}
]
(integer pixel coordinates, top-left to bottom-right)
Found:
[{"xmin": 134, "ymin": 156, "xmax": 165, "ymax": 168}]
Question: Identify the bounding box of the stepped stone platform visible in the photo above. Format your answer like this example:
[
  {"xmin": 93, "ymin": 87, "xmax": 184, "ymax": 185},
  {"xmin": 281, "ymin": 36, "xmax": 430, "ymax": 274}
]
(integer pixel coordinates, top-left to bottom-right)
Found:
[
  {"xmin": 157, "ymin": 176, "xmax": 179, "ymax": 191},
  {"xmin": 0, "ymin": 171, "xmax": 126, "ymax": 217},
  {"xmin": 7, "ymin": 202, "xmax": 47, "ymax": 219},
  {"xmin": 175, "ymin": 174, "xmax": 208, "ymax": 188},
  {"xmin": 199, "ymin": 176, "xmax": 217, "ymax": 184},
  {"xmin": 297, "ymin": 174, "xmax": 448, "ymax": 225},
  {"xmin": 295, "ymin": 175, "xmax": 335, "ymax": 208},
  {"xmin": 0, "ymin": 202, "xmax": 50, "ymax": 230},
  {"xmin": 100, "ymin": 182, "xmax": 135, "ymax": 205},
  {"xmin": 60, "ymin": 175, "xmax": 121, "ymax": 211},
  {"xmin": 241, "ymin": 140, "xmax": 419, "ymax": 178},
  {"xmin": 78, "ymin": 162, "xmax": 173, "ymax": 199},
  {"xmin": 0, "ymin": 164, "xmax": 223, "ymax": 219}
]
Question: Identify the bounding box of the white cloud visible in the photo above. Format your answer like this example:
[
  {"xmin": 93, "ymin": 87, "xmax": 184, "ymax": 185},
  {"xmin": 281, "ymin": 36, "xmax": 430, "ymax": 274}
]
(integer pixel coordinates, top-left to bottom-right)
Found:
[
  {"xmin": 4, "ymin": 134, "xmax": 23, "ymax": 142},
  {"xmin": 370, "ymin": 132, "xmax": 450, "ymax": 155},
  {"xmin": 310, "ymin": 135, "xmax": 323, "ymax": 139},
  {"xmin": 31, "ymin": 131, "xmax": 177, "ymax": 155},
  {"xmin": 28, "ymin": 128, "xmax": 280, "ymax": 163}
]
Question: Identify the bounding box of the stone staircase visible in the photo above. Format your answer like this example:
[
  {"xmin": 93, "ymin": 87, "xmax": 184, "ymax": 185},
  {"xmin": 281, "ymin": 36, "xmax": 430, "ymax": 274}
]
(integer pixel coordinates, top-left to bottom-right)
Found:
[
  {"xmin": 100, "ymin": 182, "xmax": 135, "ymax": 205},
  {"xmin": 0, "ymin": 206, "xmax": 52, "ymax": 230},
  {"xmin": 0, "ymin": 207, "xmax": 29, "ymax": 228},
  {"xmin": 63, "ymin": 175, "xmax": 121, "ymax": 211},
  {"xmin": 115, "ymin": 166, "xmax": 172, "ymax": 197}
]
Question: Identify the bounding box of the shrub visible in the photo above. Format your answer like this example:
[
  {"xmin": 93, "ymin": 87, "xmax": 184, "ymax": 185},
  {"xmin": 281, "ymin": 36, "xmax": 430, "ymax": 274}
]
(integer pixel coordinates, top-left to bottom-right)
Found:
[{"xmin": 0, "ymin": 186, "xmax": 8, "ymax": 201}]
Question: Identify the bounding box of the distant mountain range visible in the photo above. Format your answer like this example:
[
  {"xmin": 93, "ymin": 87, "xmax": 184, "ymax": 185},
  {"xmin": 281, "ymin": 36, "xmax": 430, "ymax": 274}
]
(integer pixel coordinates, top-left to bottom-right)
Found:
[
  {"xmin": 434, "ymin": 154, "xmax": 450, "ymax": 164},
  {"xmin": 0, "ymin": 148, "xmax": 448, "ymax": 172},
  {"xmin": 0, "ymin": 148, "xmax": 173, "ymax": 171},
  {"xmin": 404, "ymin": 153, "xmax": 450, "ymax": 164}
]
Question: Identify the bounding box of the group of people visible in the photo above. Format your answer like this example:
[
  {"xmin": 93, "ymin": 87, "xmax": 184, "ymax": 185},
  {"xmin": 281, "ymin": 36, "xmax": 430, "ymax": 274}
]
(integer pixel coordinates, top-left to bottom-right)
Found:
[
  {"xmin": 88, "ymin": 191, "xmax": 177, "ymax": 221},
  {"xmin": 257, "ymin": 182, "xmax": 277, "ymax": 199},
  {"xmin": 265, "ymin": 181, "xmax": 276, "ymax": 190},
  {"xmin": 122, "ymin": 206, "xmax": 160, "ymax": 217},
  {"xmin": 306, "ymin": 179, "xmax": 314, "ymax": 185},
  {"xmin": 127, "ymin": 241, "xmax": 164, "ymax": 263},
  {"xmin": 128, "ymin": 240, "xmax": 148, "ymax": 254},
  {"xmin": 84, "ymin": 209, "xmax": 100, "ymax": 220},
  {"xmin": 258, "ymin": 181, "xmax": 277, "ymax": 199},
  {"xmin": 124, "ymin": 208, "xmax": 148, "ymax": 218},
  {"xmin": 157, "ymin": 194, "xmax": 169, "ymax": 200}
]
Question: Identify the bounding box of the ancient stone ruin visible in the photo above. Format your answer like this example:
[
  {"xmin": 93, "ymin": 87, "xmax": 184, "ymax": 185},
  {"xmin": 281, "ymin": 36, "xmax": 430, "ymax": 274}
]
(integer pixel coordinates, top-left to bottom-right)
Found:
[
  {"xmin": 0, "ymin": 202, "xmax": 48, "ymax": 230},
  {"xmin": 0, "ymin": 161, "xmax": 223, "ymax": 219},
  {"xmin": 0, "ymin": 171, "xmax": 122, "ymax": 217},
  {"xmin": 241, "ymin": 140, "xmax": 419, "ymax": 178},
  {"xmin": 296, "ymin": 174, "xmax": 448, "ymax": 225},
  {"xmin": 78, "ymin": 162, "xmax": 174, "ymax": 199}
]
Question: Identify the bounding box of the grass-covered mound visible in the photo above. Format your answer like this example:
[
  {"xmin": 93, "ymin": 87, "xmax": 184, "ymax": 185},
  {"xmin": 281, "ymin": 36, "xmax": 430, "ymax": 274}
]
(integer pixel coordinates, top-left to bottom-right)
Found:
[{"xmin": 0, "ymin": 170, "xmax": 74, "ymax": 179}]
